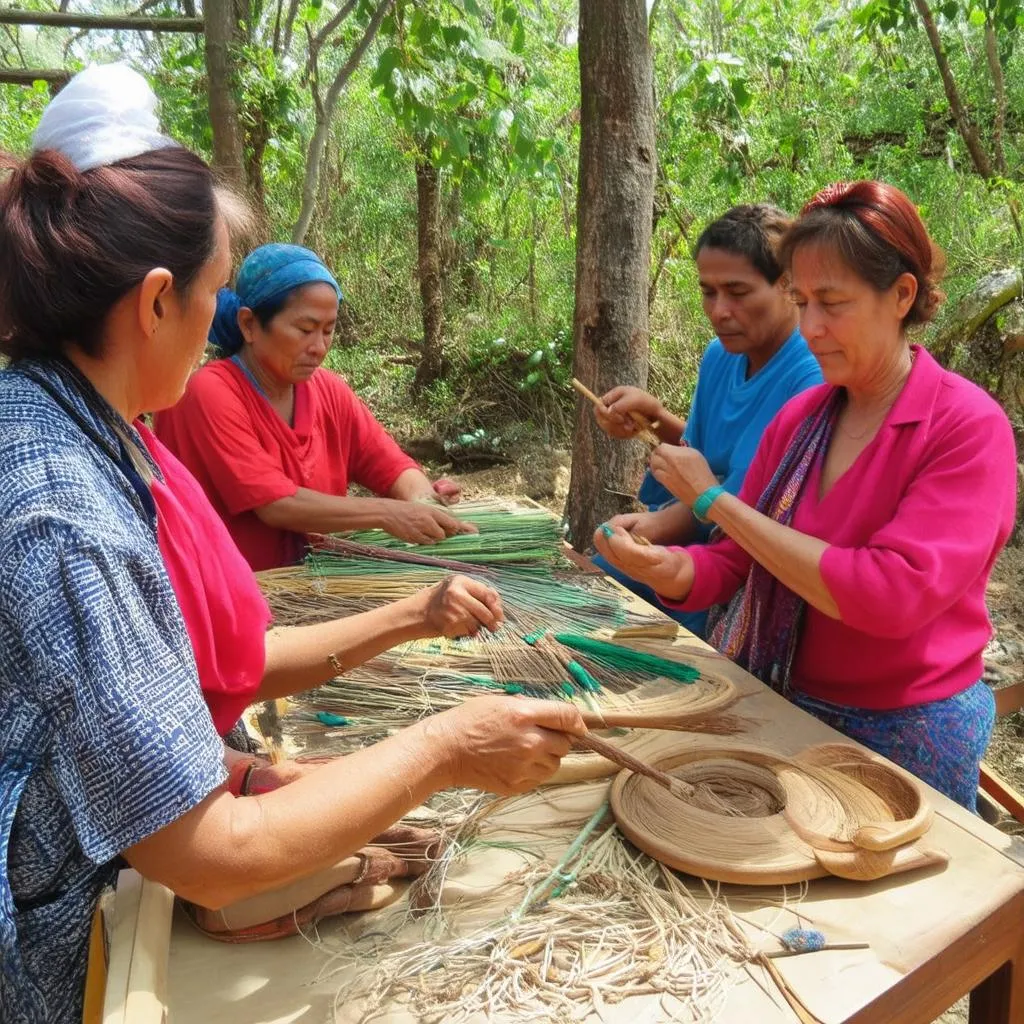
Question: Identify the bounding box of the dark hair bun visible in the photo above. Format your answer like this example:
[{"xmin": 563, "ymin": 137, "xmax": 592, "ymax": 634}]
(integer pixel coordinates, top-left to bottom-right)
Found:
[{"xmin": 0, "ymin": 146, "xmax": 218, "ymax": 360}]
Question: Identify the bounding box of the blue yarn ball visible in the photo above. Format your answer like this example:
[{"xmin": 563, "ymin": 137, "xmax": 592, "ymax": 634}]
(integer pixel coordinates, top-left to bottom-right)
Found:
[{"xmin": 781, "ymin": 927, "xmax": 826, "ymax": 953}]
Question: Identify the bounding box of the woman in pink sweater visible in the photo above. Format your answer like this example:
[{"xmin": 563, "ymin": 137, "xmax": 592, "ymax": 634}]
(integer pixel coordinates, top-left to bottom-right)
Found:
[{"xmin": 594, "ymin": 181, "xmax": 1017, "ymax": 809}]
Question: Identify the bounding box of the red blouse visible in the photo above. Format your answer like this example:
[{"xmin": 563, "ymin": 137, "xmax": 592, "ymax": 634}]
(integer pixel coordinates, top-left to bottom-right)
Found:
[
  {"xmin": 154, "ymin": 361, "xmax": 419, "ymax": 571},
  {"xmin": 138, "ymin": 423, "xmax": 272, "ymax": 735}
]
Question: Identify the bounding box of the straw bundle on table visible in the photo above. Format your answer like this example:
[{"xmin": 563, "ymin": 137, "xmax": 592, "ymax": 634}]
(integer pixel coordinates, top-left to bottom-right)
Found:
[{"xmin": 323, "ymin": 498, "xmax": 567, "ymax": 566}]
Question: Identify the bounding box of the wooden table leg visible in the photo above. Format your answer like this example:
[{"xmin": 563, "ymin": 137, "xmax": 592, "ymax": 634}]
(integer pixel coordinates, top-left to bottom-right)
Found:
[{"xmin": 968, "ymin": 935, "xmax": 1024, "ymax": 1024}]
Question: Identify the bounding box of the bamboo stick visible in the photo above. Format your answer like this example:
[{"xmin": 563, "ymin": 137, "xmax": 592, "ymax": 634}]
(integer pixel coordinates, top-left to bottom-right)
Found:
[
  {"xmin": 573, "ymin": 732, "xmax": 697, "ymax": 800},
  {"xmin": 571, "ymin": 378, "xmax": 662, "ymax": 447}
]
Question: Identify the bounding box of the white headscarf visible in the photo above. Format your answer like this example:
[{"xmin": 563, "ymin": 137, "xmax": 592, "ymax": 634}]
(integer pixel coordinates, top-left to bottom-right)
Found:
[{"xmin": 31, "ymin": 63, "xmax": 179, "ymax": 172}]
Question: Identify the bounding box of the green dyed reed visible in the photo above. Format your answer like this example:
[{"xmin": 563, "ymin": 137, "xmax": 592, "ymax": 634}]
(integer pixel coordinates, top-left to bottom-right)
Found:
[
  {"xmin": 337, "ymin": 499, "xmax": 565, "ymax": 565},
  {"xmin": 553, "ymin": 634, "xmax": 701, "ymax": 683}
]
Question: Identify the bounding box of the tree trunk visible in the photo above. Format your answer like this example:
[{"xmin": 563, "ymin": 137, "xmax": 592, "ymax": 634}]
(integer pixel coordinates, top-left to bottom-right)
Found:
[
  {"xmin": 983, "ymin": 18, "xmax": 1008, "ymax": 176},
  {"xmin": 204, "ymin": 0, "xmax": 246, "ymax": 189},
  {"xmin": 245, "ymin": 132, "xmax": 271, "ymax": 238},
  {"xmin": 911, "ymin": 0, "xmax": 994, "ymax": 179},
  {"xmin": 414, "ymin": 158, "xmax": 445, "ymax": 390},
  {"xmin": 566, "ymin": 0, "xmax": 655, "ymax": 550},
  {"xmin": 982, "ymin": 16, "xmax": 1022, "ymax": 240},
  {"xmin": 528, "ymin": 200, "xmax": 539, "ymax": 327}
]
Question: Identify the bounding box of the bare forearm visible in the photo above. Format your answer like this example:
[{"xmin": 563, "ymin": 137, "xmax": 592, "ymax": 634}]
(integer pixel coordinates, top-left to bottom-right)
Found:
[
  {"xmin": 388, "ymin": 467, "xmax": 435, "ymax": 501},
  {"xmin": 126, "ymin": 719, "xmax": 450, "ymax": 908},
  {"xmin": 255, "ymin": 489, "xmax": 401, "ymax": 534},
  {"xmin": 649, "ymin": 501, "xmax": 700, "ymax": 544},
  {"xmin": 706, "ymin": 494, "xmax": 840, "ymax": 618},
  {"xmin": 654, "ymin": 409, "xmax": 687, "ymax": 444},
  {"xmin": 260, "ymin": 598, "xmax": 426, "ymax": 699}
]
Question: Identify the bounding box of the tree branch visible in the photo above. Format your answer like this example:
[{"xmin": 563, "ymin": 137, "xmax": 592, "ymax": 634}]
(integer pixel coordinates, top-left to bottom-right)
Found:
[
  {"xmin": 271, "ymin": 0, "xmax": 283, "ymax": 54},
  {"xmin": 0, "ymin": 10, "xmax": 203, "ymax": 31},
  {"xmin": 0, "ymin": 67, "xmax": 71, "ymax": 86},
  {"xmin": 3, "ymin": 23, "xmax": 26, "ymax": 66},
  {"xmin": 293, "ymin": 0, "xmax": 395, "ymax": 244},
  {"xmin": 910, "ymin": 0, "xmax": 993, "ymax": 179},
  {"xmin": 280, "ymin": 0, "xmax": 302, "ymax": 53},
  {"xmin": 63, "ymin": 0, "xmax": 164, "ymax": 58},
  {"xmin": 304, "ymin": 0, "xmax": 359, "ymax": 79}
]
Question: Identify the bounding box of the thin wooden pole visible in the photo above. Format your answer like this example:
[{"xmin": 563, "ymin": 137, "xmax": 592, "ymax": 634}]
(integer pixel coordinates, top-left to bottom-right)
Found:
[
  {"xmin": 0, "ymin": 68, "xmax": 70, "ymax": 86},
  {"xmin": 0, "ymin": 10, "xmax": 204, "ymax": 32}
]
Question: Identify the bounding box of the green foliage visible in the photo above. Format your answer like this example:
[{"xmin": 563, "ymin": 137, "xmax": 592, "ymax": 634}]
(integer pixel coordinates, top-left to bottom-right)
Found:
[
  {"xmin": 370, "ymin": 0, "xmax": 568, "ymax": 197},
  {"xmin": 1, "ymin": 0, "xmax": 1022, "ymax": 451},
  {"xmin": 0, "ymin": 81, "xmax": 51, "ymax": 154}
]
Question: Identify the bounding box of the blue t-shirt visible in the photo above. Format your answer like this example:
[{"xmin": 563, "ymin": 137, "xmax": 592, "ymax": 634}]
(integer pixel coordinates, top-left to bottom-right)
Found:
[
  {"xmin": 634, "ymin": 328, "xmax": 823, "ymax": 635},
  {"xmin": 0, "ymin": 361, "xmax": 226, "ymax": 1024}
]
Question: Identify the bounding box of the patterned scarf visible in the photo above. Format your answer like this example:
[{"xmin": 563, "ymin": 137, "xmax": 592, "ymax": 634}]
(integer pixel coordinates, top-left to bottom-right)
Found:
[{"xmin": 706, "ymin": 389, "xmax": 842, "ymax": 694}]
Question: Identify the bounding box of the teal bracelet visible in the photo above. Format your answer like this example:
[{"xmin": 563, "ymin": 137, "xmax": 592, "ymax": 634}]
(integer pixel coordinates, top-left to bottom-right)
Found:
[{"xmin": 692, "ymin": 484, "xmax": 726, "ymax": 523}]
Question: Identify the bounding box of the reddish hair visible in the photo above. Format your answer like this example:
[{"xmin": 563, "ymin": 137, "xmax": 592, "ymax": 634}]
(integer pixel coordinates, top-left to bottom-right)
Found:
[
  {"xmin": 0, "ymin": 146, "xmax": 219, "ymax": 360},
  {"xmin": 779, "ymin": 180, "xmax": 945, "ymax": 326}
]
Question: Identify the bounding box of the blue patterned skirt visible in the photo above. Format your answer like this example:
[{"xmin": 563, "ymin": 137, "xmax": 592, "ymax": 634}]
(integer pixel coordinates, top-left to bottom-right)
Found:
[{"xmin": 791, "ymin": 680, "xmax": 995, "ymax": 812}]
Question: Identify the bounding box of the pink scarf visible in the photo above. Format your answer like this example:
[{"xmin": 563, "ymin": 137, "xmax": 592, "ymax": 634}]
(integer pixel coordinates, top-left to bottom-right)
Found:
[{"xmin": 137, "ymin": 423, "xmax": 272, "ymax": 735}]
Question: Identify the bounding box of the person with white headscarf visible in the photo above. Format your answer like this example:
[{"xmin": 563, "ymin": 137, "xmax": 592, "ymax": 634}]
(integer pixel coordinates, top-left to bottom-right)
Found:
[{"xmin": 0, "ymin": 65, "xmax": 583, "ymax": 1024}]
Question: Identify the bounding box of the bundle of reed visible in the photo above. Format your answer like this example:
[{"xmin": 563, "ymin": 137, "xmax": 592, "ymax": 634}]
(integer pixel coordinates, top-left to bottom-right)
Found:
[
  {"xmin": 322, "ymin": 802, "xmax": 748, "ymax": 1024},
  {"xmin": 293, "ymin": 554, "xmax": 669, "ymax": 635},
  {"xmin": 259, "ymin": 557, "xmax": 743, "ymax": 765},
  {"xmin": 322, "ymin": 497, "xmax": 567, "ymax": 566},
  {"xmin": 283, "ymin": 622, "xmax": 743, "ymax": 767},
  {"xmin": 609, "ymin": 742, "xmax": 947, "ymax": 886}
]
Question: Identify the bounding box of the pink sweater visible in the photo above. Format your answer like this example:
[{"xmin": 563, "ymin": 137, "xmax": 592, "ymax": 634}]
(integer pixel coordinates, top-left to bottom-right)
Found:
[{"xmin": 665, "ymin": 346, "xmax": 1017, "ymax": 709}]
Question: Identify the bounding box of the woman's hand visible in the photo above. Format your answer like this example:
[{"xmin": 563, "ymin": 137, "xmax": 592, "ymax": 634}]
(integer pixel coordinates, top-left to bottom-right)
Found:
[
  {"xmin": 426, "ymin": 696, "xmax": 586, "ymax": 795},
  {"xmin": 607, "ymin": 504, "xmax": 691, "ymax": 547},
  {"xmin": 379, "ymin": 498, "xmax": 476, "ymax": 544},
  {"xmin": 648, "ymin": 443, "xmax": 719, "ymax": 507},
  {"xmin": 410, "ymin": 575, "xmax": 504, "ymax": 638},
  {"xmin": 592, "ymin": 523, "xmax": 695, "ymax": 601},
  {"xmin": 431, "ymin": 477, "xmax": 462, "ymax": 506},
  {"xmin": 593, "ymin": 385, "xmax": 663, "ymax": 439}
]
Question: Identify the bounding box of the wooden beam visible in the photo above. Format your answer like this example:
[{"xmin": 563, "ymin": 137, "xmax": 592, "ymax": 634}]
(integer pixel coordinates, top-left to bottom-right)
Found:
[
  {"xmin": 980, "ymin": 762, "xmax": 1024, "ymax": 824},
  {"xmin": 0, "ymin": 68, "xmax": 71, "ymax": 86},
  {"xmin": 994, "ymin": 680, "xmax": 1024, "ymax": 717},
  {"xmin": 0, "ymin": 10, "xmax": 203, "ymax": 32}
]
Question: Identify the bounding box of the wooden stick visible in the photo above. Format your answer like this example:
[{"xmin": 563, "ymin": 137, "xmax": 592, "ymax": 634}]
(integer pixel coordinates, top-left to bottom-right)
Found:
[
  {"xmin": 573, "ymin": 731, "xmax": 697, "ymax": 800},
  {"xmin": 765, "ymin": 942, "xmax": 870, "ymax": 959},
  {"xmin": 578, "ymin": 709, "xmax": 737, "ymax": 733},
  {"xmin": 570, "ymin": 378, "xmax": 661, "ymax": 447},
  {"xmin": 759, "ymin": 954, "xmax": 825, "ymax": 1024},
  {"xmin": 308, "ymin": 533, "xmax": 496, "ymax": 576},
  {"xmin": 722, "ymin": 917, "xmax": 825, "ymax": 1024}
]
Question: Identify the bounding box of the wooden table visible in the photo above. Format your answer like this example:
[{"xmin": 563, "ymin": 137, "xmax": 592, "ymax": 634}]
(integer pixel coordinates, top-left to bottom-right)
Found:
[{"xmin": 102, "ymin": 623, "xmax": 1024, "ymax": 1024}]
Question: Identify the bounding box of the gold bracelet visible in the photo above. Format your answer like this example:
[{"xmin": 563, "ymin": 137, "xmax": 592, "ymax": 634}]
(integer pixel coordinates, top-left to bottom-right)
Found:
[{"xmin": 328, "ymin": 653, "xmax": 345, "ymax": 675}]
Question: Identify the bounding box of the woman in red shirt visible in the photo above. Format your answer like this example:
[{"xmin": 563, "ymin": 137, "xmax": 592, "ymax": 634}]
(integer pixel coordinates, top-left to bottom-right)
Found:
[{"xmin": 156, "ymin": 243, "xmax": 469, "ymax": 571}]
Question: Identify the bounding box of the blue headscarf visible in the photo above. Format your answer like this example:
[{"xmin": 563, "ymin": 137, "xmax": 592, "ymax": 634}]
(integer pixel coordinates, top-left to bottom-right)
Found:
[{"xmin": 209, "ymin": 243, "xmax": 343, "ymax": 355}]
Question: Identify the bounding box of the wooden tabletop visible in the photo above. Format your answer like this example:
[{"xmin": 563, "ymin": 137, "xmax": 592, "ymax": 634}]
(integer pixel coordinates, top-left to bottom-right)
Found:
[{"xmin": 103, "ymin": 570, "xmax": 1024, "ymax": 1024}]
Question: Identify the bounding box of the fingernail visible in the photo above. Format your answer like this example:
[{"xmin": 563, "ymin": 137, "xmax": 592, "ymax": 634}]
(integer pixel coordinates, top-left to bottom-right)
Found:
[{"xmin": 600, "ymin": 523, "xmax": 614, "ymax": 538}]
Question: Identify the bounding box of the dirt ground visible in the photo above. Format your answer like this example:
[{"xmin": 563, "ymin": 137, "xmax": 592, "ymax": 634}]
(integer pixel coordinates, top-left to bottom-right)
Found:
[{"xmin": 455, "ymin": 458, "xmax": 1024, "ymax": 1024}]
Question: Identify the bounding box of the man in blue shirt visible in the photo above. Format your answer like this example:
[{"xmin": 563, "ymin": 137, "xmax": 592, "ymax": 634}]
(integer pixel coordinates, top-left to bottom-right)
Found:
[{"xmin": 592, "ymin": 205, "xmax": 823, "ymax": 637}]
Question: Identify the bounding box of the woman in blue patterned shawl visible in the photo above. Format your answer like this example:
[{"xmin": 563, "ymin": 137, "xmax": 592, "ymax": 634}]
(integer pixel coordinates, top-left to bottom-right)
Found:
[{"xmin": 0, "ymin": 65, "xmax": 583, "ymax": 1024}]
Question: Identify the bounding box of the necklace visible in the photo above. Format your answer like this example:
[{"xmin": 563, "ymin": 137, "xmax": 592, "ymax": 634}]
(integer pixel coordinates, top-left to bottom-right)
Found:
[{"xmin": 838, "ymin": 409, "xmax": 887, "ymax": 441}]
